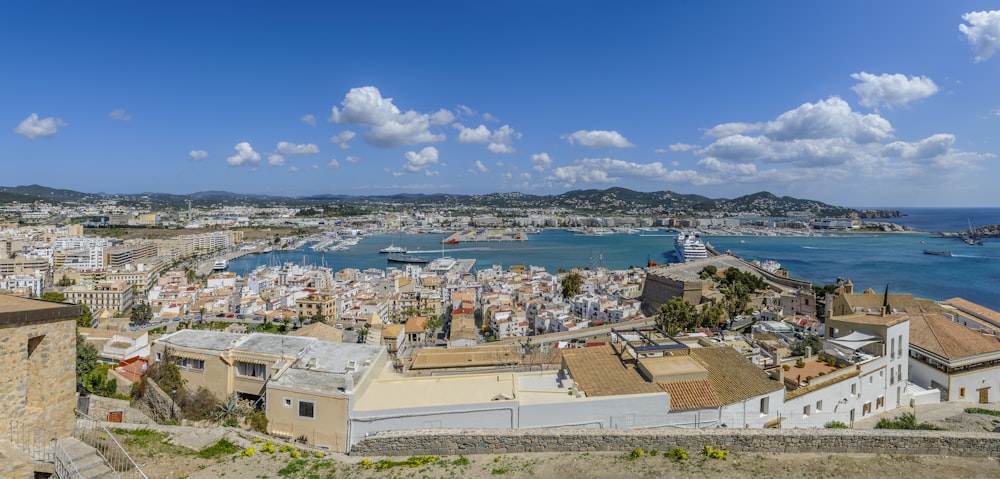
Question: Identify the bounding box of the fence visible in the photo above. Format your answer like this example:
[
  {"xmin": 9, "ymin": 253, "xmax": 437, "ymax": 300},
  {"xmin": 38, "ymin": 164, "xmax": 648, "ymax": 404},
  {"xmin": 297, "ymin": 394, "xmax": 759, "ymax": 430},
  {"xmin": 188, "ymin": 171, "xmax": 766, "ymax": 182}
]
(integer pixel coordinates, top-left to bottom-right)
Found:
[
  {"xmin": 8, "ymin": 418, "xmax": 55, "ymax": 463},
  {"xmin": 73, "ymin": 410, "xmax": 148, "ymax": 479}
]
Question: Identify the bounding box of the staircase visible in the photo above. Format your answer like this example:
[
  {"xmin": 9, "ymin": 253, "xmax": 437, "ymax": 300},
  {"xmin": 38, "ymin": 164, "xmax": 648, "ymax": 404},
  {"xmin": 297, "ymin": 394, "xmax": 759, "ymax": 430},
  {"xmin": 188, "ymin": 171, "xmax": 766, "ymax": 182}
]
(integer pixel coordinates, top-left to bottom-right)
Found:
[{"xmin": 55, "ymin": 438, "xmax": 114, "ymax": 479}]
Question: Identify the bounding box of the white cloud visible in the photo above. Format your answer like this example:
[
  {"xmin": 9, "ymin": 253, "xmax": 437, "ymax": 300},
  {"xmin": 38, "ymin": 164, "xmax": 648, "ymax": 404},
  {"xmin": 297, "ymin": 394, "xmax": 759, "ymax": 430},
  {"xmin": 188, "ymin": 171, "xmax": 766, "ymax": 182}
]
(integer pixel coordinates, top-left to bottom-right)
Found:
[
  {"xmin": 487, "ymin": 125, "xmax": 520, "ymax": 153},
  {"xmin": 562, "ymin": 130, "xmax": 635, "ymax": 148},
  {"xmin": 495, "ymin": 161, "xmax": 505, "ymax": 168},
  {"xmin": 471, "ymin": 160, "xmax": 489, "ymax": 174},
  {"xmin": 960, "ymin": 10, "xmax": 1000, "ymax": 62},
  {"xmin": 188, "ymin": 150, "xmax": 209, "ymax": 161},
  {"xmin": 227, "ymin": 142, "xmax": 261, "ymax": 167},
  {"xmin": 520, "ymin": 172, "xmax": 531, "ymax": 181},
  {"xmin": 689, "ymin": 96, "xmax": 991, "ymax": 190},
  {"xmin": 702, "ymin": 122, "xmax": 762, "ymax": 138},
  {"xmin": 330, "ymin": 130, "xmax": 356, "ymax": 150},
  {"xmin": 454, "ymin": 124, "xmax": 491, "ymax": 143},
  {"xmin": 312, "ymin": 164, "xmax": 319, "ymax": 169},
  {"xmin": 301, "ymin": 114, "xmax": 317, "ymax": 126},
  {"xmin": 327, "ymin": 159, "xmax": 340, "ymax": 168},
  {"xmin": 384, "ymin": 167, "xmax": 404, "ymax": 177},
  {"xmin": 669, "ymin": 143, "xmax": 699, "ymax": 152},
  {"xmin": 762, "ymin": 97, "xmax": 892, "ymax": 143},
  {"xmin": 850, "ymin": 72, "xmax": 938, "ymax": 108},
  {"xmin": 483, "ymin": 112, "xmax": 499, "ymax": 123},
  {"xmin": 109, "ymin": 109, "xmax": 131, "ymax": 121},
  {"xmin": 403, "ymin": 146, "xmax": 439, "ymax": 173},
  {"xmin": 430, "ymin": 108, "xmax": 455, "ymax": 125},
  {"xmin": 456, "ymin": 105, "xmax": 475, "ymax": 117},
  {"xmin": 530, "ymin": 152, "xmax": 553, "ymax": 172},
  {"xmin": 288, "ymin": 166, "xmax": 300, "ymax": 172},
  {"xmin": 330, "ymin": 86, "xmax": 445, "ymax": 147},
  {"xmin": 546, "ymin": 158, "xmax": 710, "ymax": 187},
  {"xmin": 267, "ymin": 153, "xmax": 285, "ymax": 166},
  {"xmin": 14, "ymin": 113, "xmax": 65, "ymax": 139},
  {"xmin": 454, "ymin": 123, "xmax": 520, "ymax": 153},
  {"xmin": 346, "ymin": 155, "xmax": 362, "ymax": 163},
  {"xmin": 276, "ymin": 141, "xmax": 319, "ymax": 155}
]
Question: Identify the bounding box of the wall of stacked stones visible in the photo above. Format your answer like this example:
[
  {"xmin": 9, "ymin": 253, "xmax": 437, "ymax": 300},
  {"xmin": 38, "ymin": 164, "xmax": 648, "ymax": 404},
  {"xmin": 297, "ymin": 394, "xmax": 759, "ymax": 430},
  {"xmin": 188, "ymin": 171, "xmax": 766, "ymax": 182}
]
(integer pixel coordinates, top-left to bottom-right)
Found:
[{"xmin": 350, "ymin": 428, "xmax": 1000, "ymax": 457}]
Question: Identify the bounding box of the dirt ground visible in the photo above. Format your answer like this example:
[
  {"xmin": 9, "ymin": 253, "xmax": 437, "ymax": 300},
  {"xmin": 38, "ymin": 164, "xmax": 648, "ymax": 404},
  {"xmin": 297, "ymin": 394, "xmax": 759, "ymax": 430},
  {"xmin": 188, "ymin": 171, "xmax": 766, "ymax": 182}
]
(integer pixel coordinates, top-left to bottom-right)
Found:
[{"xmin": 117, "ymin": 402, "xmax": 1000, "ymax": 479}]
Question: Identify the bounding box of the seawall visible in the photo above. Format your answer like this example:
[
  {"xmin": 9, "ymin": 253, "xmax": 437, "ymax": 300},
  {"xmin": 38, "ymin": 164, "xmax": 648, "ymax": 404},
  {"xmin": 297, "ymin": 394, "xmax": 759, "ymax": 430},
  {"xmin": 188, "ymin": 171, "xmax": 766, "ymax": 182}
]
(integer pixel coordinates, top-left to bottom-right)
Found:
[{"xmin": 350, "ymin": 428, "xmax": 1000, "ymax": 457}]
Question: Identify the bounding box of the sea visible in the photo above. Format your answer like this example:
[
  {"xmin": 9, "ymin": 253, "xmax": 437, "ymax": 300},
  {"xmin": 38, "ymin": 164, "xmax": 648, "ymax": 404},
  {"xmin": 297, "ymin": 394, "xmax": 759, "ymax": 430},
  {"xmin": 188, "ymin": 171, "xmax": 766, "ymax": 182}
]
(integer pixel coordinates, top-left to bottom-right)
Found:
[{"xmin": 228, "ymin": 207, "xmax": 1000, "ymax": 312}]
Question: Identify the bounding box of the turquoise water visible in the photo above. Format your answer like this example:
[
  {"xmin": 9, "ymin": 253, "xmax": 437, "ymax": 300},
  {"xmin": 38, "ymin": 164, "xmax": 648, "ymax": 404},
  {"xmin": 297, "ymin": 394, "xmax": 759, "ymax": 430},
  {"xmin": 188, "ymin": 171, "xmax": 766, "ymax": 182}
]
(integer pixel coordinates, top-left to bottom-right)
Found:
[{"xmin": 228, "ymin": 227, "xmax": 1000, "ymax": 311}]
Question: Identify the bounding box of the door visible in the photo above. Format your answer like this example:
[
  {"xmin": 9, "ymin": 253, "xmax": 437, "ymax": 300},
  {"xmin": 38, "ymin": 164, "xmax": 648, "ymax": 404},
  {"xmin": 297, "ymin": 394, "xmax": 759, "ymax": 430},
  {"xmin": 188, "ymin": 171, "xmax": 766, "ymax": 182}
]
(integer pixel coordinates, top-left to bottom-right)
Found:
[{"xmin": 979, "ymin": 388, "xmax": 989, "ymax": 404}]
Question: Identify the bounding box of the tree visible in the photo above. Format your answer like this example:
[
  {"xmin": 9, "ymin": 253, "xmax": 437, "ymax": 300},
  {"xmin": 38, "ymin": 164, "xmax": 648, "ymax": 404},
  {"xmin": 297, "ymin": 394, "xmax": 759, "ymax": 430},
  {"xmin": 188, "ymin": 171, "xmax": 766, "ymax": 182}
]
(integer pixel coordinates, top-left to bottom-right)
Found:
[
  {"xmin": 76, "ymin": 333, "xmax": 98, "ymax": 384},
  {"xmin": 130, "ymin": 302, "xmax": 153, "ymax": 324},
  {"xmin": 696, "ymin": 300, "xmax": 726, "ymax": 329},
  {"xmin": 57, "ymin": 274, "xmax": 75, "ymax": 287},
  {"xmin": 310, "ymin": 311, "xmax": 327, "ymax": 323},
  {"xmin": 561, "ymin": 272, "xmax": 582, "ymax": 298},
  {"xmin": 791, "ymin": 334, "xmax": 824, "ymax": 357},
  {"xmin": 423, "ymin": 315, "xmax": 443, "ymax": 345},
  {"xmin": 40, "ymin": 291, "xmax": 66, "ymax": 302},
  {"xmin": 656, "ymin": 296, "xmax": 696, "ymax": 335},
  {"xmin": 184, "ymin": 266, "xmax": 196, "ymax": 284},
  {"xmin": 76, "ymin": 303, "xmax": 94, "ymax": 328}
]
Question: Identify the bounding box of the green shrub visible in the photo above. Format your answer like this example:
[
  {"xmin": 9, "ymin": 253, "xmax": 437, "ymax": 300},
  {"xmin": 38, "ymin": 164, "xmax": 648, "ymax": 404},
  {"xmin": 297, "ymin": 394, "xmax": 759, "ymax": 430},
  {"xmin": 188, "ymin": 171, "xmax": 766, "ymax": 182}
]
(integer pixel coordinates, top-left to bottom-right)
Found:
[
  {"xmin": 627, "ymin": 447, "xmax": 644, "ymax": 460},
  {"xmin": 702, "ymin": 445, "xmax": 729, "ymax": 460},
  {"xmin": 666, "ymin": 447, "xmax": 688, "ymax": 461},
  {"xmin": 965, "ymin": 407, "xmax": 1000, "ymax": 417},
  {"xmin": 824, "ymin": 421, "xmax": 849, "ymax": 429},
  {"xmin": 874, "ymin": 413, "xmax": 944, "ymax": 430},
  {"xmin": 197, "ymin": 438, "xmax": 240, "ymax": 458}
]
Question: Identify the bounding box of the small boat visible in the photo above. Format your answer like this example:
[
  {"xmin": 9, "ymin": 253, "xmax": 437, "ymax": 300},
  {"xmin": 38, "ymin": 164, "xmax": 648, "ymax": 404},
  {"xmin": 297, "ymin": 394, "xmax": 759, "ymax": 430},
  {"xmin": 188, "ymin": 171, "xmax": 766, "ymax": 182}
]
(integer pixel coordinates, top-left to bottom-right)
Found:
[
  {"xmin": 212, "ymin": 259, "xmax": 229, "ymax": 270},
  {"xmin": 441, "ymin": 238, "xmax": 459, "ymax": 244},
  {"xmin": 923, "ymin": 250, "xmax": 952, "ymax": 257},
  {"xmin": 386, "ymin": 254, "xmax": 429, "ymax": 264},
  {"xmin": 379, "ymin": 243, "xmax": 406, "ymax": 254}
]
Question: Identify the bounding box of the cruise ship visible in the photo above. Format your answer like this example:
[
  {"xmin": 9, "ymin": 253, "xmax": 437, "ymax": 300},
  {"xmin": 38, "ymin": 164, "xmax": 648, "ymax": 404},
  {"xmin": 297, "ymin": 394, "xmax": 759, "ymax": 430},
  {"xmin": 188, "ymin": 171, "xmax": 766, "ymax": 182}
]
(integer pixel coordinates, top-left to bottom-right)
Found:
[
  {"xmin": 674, "ymin": 232, "xmax": 709, "ymax": 262},
  {"xmin": 212, "ymin": 259, "xmax": 229, "ymax": 270}
]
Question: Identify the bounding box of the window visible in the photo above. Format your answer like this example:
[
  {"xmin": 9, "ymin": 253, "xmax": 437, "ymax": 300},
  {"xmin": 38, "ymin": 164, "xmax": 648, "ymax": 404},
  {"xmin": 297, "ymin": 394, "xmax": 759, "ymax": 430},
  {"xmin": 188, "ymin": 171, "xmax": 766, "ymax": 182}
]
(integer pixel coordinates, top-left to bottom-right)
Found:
[
  {"xmin": 851, "ymin": 384, "xmax": 858, "ymax": 396},
  {"xmin": 897, "ymin": 364, "xmax": 902, "ymax": 382},
  {"xmin": 176, "ymin": 357, "xmax": 204, "ymax": 371},
  {"xmin": 155, "ymin": 352, "xmax": 162, "ymax": 362},
  {"xmin": 898, "ymin": 334, "xmax": 903, "ymax": 357},
  {"xmin": 298, "ymin": 400, "xmax": 315, "ymax": 419},
  {"xmin": 760, "ymin": 397, "xmax": 769, "ymax": 414},
  {"xmin": 816, "ymin": 400, "xmax": 823, "ymax": 412},
  {"xmin": 960, "ymin": 387, "xmax": 966, "ymax": 399},
  {"xmin": 283, "ymin": 398, "xmax": 292, "ymax": 408},
  {"xmin": 876, "ymin": 396, "xmax": 885, "ymax": 409},
  {"xmin": 863, "ymin": 402, "xmax": 872, "ymax": 415},
  {"xmin": 803, "ymin": 405, "xmax": 811, "ymax": 417},
  {"xmin": 890, "ymin": 338, "xmax": 895, "ymax": 359},
  {"xmin": 236, "ymin": 361, "xmax": 267, "ymax": 379}
]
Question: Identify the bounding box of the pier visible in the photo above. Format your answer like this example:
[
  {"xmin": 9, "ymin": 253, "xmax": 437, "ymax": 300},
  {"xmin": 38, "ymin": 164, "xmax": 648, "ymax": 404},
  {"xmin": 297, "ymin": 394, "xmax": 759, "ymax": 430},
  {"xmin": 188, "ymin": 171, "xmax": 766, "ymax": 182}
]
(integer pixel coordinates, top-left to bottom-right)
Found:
[{"xmin": 440, "ymin": 229, "xmax": 528, "ymax": 244}]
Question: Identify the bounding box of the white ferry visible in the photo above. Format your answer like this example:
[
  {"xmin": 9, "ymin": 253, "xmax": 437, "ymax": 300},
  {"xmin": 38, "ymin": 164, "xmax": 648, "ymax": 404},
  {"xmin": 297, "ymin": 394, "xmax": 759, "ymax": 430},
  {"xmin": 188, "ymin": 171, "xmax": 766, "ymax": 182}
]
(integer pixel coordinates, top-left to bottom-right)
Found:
[
  {"xmin": 674, "ymin": 232, "xmax": 709, "ymax": 262},
  {"xmin": 379, "ymin": 244, "xmax": 407, "ymax": 254},
  {"xmin": 212, "ymin": 259, "xmax": 229, "ymax": 270}
]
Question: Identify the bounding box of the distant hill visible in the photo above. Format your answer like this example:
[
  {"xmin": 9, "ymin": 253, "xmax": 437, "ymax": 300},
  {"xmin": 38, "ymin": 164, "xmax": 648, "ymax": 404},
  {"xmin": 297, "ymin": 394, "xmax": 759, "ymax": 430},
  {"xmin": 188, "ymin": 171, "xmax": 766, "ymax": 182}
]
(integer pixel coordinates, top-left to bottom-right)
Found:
[{"xmin": 0, "ymin": 184, "xmax": 857, "ymax": 217}]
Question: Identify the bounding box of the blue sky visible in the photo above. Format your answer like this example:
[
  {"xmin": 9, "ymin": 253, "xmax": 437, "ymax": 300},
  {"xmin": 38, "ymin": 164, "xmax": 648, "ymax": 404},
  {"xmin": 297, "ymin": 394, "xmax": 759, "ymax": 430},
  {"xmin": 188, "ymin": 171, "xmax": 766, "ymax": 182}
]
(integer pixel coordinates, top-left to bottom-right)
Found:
[{"xmin": 4, "ymin": 1, "xmax": 1000, "ymax": 207}]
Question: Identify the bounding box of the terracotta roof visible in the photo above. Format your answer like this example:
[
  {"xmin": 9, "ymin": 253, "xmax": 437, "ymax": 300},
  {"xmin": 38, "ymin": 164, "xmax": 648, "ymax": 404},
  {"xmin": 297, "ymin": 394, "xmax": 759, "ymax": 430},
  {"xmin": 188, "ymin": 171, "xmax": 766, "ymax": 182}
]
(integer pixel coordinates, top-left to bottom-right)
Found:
[
  {"xmin": 909, "ymin": 313, "xmax": 1000, "ymax": 360},
  {"xmin": 660, "ymin": 379, "xmax": 722, "ymax": 411},
  {"xmin": 288, "ymin": 321, "xmax": 344, "ymax": 343},
  {"xmin": 944, "ymin": 297, "xmax": 1000, "ymax": 328},
  {"xmin": 561, "ymin": 345, "xmax": 663, "ymax": 397},
  {"xmin": 404, "ymin": 316, "xmax": 428, "ymax": 334},
  {"xmin": 689, "ymin": 346, "xmax": 783, "ymax": 404}
]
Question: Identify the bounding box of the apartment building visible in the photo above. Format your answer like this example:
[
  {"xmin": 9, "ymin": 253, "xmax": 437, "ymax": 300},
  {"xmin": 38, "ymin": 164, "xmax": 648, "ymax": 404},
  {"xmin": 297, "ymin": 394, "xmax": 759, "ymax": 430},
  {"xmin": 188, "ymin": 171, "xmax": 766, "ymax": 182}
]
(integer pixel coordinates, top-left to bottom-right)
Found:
[{"xmin": 64, "ymin": 279, "xmax": 135, "ymax": 315}]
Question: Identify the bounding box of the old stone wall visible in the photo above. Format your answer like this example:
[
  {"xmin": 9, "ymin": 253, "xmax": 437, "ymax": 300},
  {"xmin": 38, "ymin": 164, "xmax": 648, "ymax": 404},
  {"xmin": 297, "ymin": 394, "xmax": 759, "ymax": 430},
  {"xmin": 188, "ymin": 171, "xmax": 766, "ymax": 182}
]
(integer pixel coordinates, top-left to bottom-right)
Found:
[
  {"xmin": 0, "ymin": 317, "xmax": 77, "ymax": 440},
  {"xmin": 87, "ymin": 395, "xmax": 154, "ymax": 425},
  {"xmin": 350, "ymin": 428, "xmax": 1000, "ymax": 458},
  {"xmin": 133, "ymin": 379, "xmax": 178, "ymax": 422}
]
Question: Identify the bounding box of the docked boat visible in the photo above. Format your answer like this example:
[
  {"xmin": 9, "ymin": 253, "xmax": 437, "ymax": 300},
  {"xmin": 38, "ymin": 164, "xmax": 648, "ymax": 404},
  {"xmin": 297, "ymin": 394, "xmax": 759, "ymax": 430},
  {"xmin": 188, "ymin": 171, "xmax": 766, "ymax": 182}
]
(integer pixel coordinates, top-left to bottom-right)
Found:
[
  {"xmin": 674, "ymin": 232, "xmax": 709, "ymax": 262},
  {"xmin": 923, "ymin": 250, "xmax": 952, "ymax": 257},
  {"xmin": 441, "ymin": 238, "xmax": 459, "ymax": 244},
  {"xmin": 379, "ymin": 243, "xmax": 406, "ymax": 254},
  {"xmin": 212, "ymin": 259, "xmax": 229, "ymax": 270},
  {"xmin": 386, "ymin": 254, "xmax": 429, "ymax": 264}
]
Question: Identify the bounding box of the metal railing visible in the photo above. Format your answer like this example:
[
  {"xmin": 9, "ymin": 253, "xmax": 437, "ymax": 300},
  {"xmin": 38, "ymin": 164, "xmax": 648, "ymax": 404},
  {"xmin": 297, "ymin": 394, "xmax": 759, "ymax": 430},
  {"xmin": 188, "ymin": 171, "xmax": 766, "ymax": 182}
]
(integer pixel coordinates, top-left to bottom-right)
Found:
[
  {"xmin": 73, "ymin": 411, "xmax": 148, "ymax": 479},
  {"xmin": 8, "ymin": 418, "xmax": 55, "ymax": 463},
  {"xmin": 53, "ymin": 440, "xmax": 84, "ymax": 479}
]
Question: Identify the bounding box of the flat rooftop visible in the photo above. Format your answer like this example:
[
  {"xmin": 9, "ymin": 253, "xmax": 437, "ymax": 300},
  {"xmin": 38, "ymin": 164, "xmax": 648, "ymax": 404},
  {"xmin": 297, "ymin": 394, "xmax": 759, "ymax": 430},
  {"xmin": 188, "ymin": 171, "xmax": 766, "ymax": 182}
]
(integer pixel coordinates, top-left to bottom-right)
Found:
[{"xmin": 0, "ymin": 294, "xmax": 80, "ymax": 324}]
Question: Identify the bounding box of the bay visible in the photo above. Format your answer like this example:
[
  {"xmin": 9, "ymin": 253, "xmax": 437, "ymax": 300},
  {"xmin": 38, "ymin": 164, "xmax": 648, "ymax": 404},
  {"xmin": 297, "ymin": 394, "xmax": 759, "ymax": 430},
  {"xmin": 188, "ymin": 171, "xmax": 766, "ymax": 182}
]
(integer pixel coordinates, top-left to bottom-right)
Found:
[{"xmin": 229, "ymin": 229, "xmax": 1000, "ymax": 312}]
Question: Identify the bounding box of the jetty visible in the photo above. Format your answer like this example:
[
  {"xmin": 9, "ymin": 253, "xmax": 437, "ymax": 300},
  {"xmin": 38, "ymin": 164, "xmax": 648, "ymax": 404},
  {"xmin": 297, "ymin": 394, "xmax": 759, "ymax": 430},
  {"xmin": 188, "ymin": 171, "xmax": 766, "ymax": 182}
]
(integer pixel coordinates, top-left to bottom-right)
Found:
[{"xmin": 440, "ymin": 229, "xmax": 528, "ymax": 244}]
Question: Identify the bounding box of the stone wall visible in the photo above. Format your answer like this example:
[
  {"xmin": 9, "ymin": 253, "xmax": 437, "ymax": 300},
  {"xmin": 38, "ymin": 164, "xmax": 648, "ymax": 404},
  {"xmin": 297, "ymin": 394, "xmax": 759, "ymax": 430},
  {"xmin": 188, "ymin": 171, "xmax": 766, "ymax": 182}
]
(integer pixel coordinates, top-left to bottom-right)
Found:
[
  {"xmin": 350, "ymin": 428, "xmax": 1000, "ymax": 458},
  {"xmin": 0, "ymin": 313, "xmax": 77, "ymax": 441},
  {"xmin": 87, "ymin": 395, "xmax": 154, "ymax": 425},
  {"xmin": 132, "ymin": 379, "xmax": 178, "ymax": 422}
]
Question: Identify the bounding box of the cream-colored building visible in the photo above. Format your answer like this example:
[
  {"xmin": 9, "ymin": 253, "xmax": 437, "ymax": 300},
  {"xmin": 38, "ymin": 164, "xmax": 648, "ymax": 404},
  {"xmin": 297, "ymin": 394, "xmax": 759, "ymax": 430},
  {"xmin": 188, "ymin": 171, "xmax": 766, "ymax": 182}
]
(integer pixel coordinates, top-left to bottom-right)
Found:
[{"xmin": 64, "ymin": 279, "xmax": 135, "ymax": 315}]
